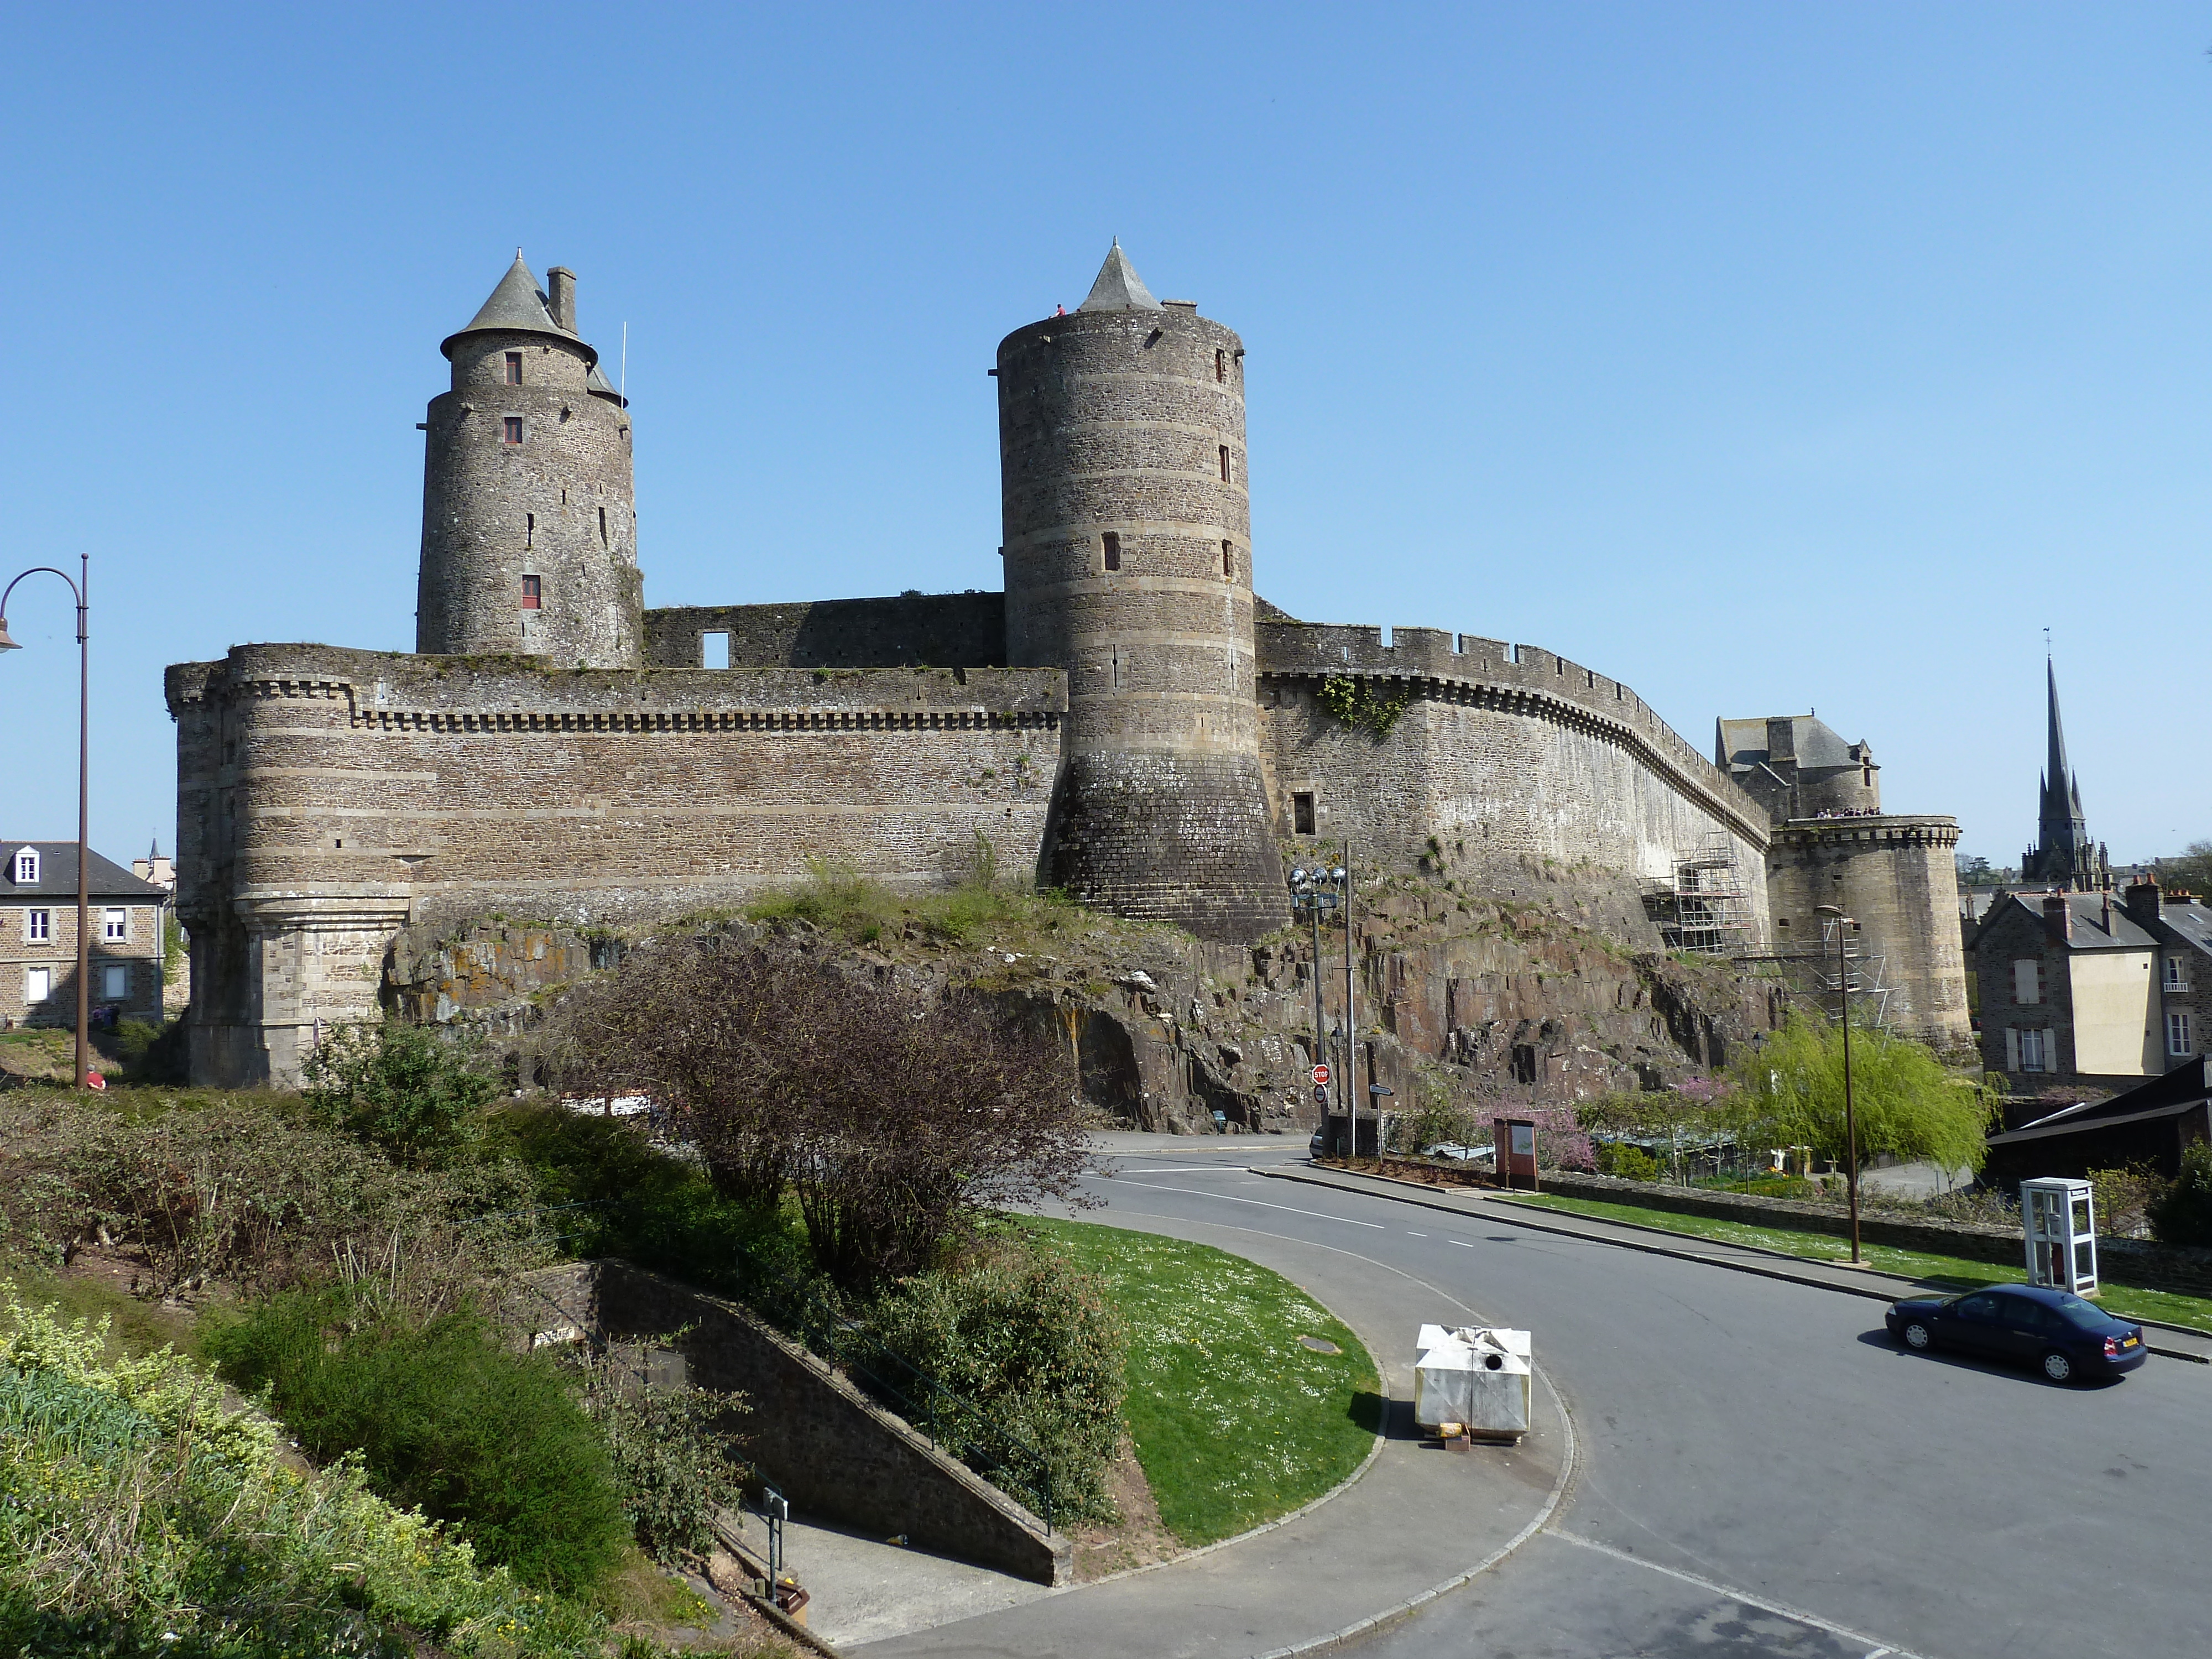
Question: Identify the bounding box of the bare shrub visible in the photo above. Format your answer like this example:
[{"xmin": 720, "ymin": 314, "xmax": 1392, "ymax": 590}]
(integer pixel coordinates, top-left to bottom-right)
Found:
[{"xmin": 550, "ymin": 936, "xmax": 1092, "ymax": 1287}]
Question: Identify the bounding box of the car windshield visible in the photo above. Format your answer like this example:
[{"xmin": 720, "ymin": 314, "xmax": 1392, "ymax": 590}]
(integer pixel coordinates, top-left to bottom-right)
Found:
[{"xmin": 2048, "ymin": 1292, "xmax": 2118, "ymax": 1328}]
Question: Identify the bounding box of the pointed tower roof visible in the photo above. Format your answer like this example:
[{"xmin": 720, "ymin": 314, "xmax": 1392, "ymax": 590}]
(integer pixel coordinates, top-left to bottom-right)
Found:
[
  {"xmin": 440, "ymin": 252, "xmax": 598, "ymax": 364},
  {"xmin": 1077, "ymin": 239, "xmax": 1164, "ymax": 313},
  {"xmin": 585, "ymin": 362, "xmax": 627, "ymax": 406},
  {"xmin": 2044, "ymin": 658, "xmax": 2072, "ymax": 803}
]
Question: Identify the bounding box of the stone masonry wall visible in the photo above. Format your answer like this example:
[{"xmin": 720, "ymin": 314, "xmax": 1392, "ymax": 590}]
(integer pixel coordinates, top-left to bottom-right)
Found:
[
  {"xmin": 165, "ymin": 644, "xmax": 1063, "ymax": 1085},
  {"xmin": 644, "ymin": 593, "xmax": 1007, "ymax": 671},
  {"xmin": 513, "ymin": 1260, "xmax": 1068, "ymax": 1584}
]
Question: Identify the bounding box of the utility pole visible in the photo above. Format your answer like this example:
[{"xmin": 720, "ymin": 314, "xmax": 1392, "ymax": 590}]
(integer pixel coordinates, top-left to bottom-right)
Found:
[
  {"xmin": 1816, "ymin": 904, "xmax": 1863, "ymax": 1263},
  {"xmin": 1344, "ymin": 837, "xmax": 1358, "ymax": 1163}
]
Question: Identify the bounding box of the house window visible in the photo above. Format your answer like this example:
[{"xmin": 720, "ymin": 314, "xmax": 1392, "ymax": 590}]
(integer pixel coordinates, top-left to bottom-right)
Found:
[
  {"xmin": 102, "ymin": 964, "xmax": 129, "ymax": 1000},
  {"xmin": 1222, "ymin": 539, "xmax": 1234, "ymax": 578},
  {"xmin": 1218, "ymin": 445, "xmax": 1230, "ymax": 482},
  {"xmin": 1293, "ymin": 792, "xmax": 1316, "ymax": 834},
  {"xmin": 702, "ymin": 631, "xmax": 731, "ymax": 669},
  {"xmin": 1215, "ymin": 348, "xmax": 1226, "ymax": 382},
  {"xmin": 11, "ymin": 849, "xmax": 36, "ymax": 884},
  {"xmin": 520, "ymin": 575, "xmax": 542, "ymax": 609},
  {"xmin": 1102, "ymin": 532, "xmax": 1121, "ymax": 572},
  {"xmin": 2171, "ymin": 1011, "xmax": 2197, "ymax": 1057},
  {"xmin": 2166, "ymin": 954, "xmax": 2192, "ymax": 992},
  {"xmin": 102, "ymin": 907, "xmax": 126, "ymax": 942},
  {"xmin": 25, "ymin": 967, "xmax": 50, "ymax": 1005},
  {"xmin": 505, "ymin": 352, "xmax": 523, "ymax": 385},
  {"xmin": 25, "ymin": 909, "xmax": 50, "ymax": 943},
  {"xmin": 2012, "ymin": 959, "xmax": 2043, "ymax": 1006},
  {"xmin": 502, "ymin": 416, "xmax": 524, "ymax": 445},
  {"xmin": 2018, "ymin": 1027, "xmax": 2047, "ymax": 1073}
]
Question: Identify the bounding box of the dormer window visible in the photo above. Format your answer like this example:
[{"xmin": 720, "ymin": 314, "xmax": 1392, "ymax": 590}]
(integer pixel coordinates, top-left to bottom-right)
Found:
[
  {"xmin": 505, "ymin": 352, "xmax": 523, "ymax": 385},
  {"xmin": 502, "ymin": 416, "xmax": 524, "ymax": 445},
  {"xmin": 520, "ymin": 575, "xmax": 542, "ymax": 609},
  {"xmin": 11, "ymin": 849, "xmax": 36, "ymax": 884}
]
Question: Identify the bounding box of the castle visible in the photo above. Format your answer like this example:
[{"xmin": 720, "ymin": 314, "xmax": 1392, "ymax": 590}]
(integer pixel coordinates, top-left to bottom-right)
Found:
[{"xmin": 168, "ymin": 246, "xmax": 1969, "ymax": 1087}]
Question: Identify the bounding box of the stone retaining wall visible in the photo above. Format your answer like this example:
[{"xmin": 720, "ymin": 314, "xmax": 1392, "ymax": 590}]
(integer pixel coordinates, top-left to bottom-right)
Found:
[{"xmin": 514, "ymin": 1260, "xmax": 1070, "ymax": 1585}]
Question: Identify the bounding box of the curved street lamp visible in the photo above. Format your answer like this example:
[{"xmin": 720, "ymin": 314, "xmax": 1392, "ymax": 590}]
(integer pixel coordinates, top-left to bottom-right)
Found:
[
  {"xmin": 1814, "ymin": 902, "xmax": 1861, "ymax": 1263},
  {"xmin": 0, "ymin": 555, "xmax": 92, "ymax": 1089}
]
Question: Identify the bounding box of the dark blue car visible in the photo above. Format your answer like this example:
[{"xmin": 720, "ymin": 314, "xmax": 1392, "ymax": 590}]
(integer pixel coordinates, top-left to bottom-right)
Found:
[{"xmin": 1885, "ymin": 1282, "xmax": 2146, "ymax": 1383}]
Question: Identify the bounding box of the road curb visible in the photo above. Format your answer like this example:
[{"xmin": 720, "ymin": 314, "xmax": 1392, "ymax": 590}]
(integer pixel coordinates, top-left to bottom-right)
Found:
[{"xmin": 1253, "ymin": 1165, "xmax": 2212, "ymax": 1367}]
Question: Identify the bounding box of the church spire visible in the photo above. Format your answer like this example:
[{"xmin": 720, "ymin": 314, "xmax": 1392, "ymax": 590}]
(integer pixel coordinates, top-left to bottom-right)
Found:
[{"xmin": 2024, "ymin": 656, "xmax": 2106, "ymax": 891}]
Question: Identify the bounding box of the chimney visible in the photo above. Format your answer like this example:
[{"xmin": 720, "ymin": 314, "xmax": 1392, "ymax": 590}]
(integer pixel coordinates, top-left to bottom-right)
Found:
[
  {"xmin": 546, "ymin": 267, "xmax": 577, "ymax": 333},
  {"xmin": 2124, "ymin": 877, "xmax": 2161, "ymax": 928},
  {"xmin": 1765, "ymin": 717, "xmax": 1798, "ymax": 766},
  {"xmin": 2042, "ymin": 894, "xmax": 2072, "ymax": 946}
]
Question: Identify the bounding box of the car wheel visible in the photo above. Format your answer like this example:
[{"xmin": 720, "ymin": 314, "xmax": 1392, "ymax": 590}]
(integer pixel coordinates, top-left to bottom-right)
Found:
[
  {"xmin": 2042, "ymin": 1349, "xmax": 2075, "ymax": 1384},
  {"xmin": 1901, "ymin": 1321, "xmax": 1932, "ymax": 1352}
]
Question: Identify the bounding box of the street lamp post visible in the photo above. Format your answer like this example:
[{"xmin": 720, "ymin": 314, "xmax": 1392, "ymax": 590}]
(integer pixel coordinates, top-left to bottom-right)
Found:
[
  {"xmin": 1288, "ymin": 862, "xmax": 1346, "ymax": 1153},
  {"xmin": 1815, "ymin": 902, "xmax": 1861, "ymax": 1264},
  {"xmin": 0, "ymin": 555, "xmax": 92, "ymax": 1090}
]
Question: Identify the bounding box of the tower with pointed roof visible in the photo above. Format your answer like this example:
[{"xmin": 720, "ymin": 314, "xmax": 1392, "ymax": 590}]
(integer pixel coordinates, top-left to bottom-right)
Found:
[
  {"xmin": 416, "ymin": 254, "xmax": 641, "ymax": 666},
  {"xmin": 994, "ymin": 243, "xmax": 1289, "ymax": 941},
  {"xmin": 2022, "ymin": 659, "xmax": 2109, "ymax": 891}
]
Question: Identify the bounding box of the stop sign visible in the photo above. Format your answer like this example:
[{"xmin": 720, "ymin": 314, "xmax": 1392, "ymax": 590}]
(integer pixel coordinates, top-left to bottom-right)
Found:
[{"xmin": 1311, "ymin": 1063, "xmax": 1331, "ymax": 1087}]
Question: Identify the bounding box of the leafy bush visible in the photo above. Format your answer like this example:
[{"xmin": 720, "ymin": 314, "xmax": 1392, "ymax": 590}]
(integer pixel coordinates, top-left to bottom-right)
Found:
[
  {"xmin": 0, "ymin": 1094, "xmax": 545, "ymax": 1316},
  {"xmin": 1725, "ymin": 1015, "xmax": 1999, "ymax": 1178},
  {"xmin": 1594, "ymin": 1141, "xmax": 1662, "ymax": 1181},
  {"xmin": 859, "ymin": 1234, "xmax": 1125, "ymax": 1524},
  {"xmin": 204, "ymin": 1293, "xmax": 630, "ymax": 1595},
  {"xmin": 2089, "ymin": 1162, "xmax": 2167, "ymax": 1239},
  {"xmin": 1, "ymin": 1283, "xmax": 610, "ymax": 1657},
  {"xmin": 304, "ymin": 1018, "xmax": 499, "ymax": 1168},
  {"xmin": 570, "ymin": 1338, "xmax": 749, "ymax": 1563},
  {"xmin": 2149, "ymin": 1143, "xmax": 2212, "ymax": 1248},
  {"xmin": 113, "ymin": 1015, "xmax": 189, "ymax": 1083}
]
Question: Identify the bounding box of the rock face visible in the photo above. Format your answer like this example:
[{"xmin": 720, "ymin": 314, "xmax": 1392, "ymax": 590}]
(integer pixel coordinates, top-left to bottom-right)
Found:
[{"xmin": 382, "ymin": 868, "xmax": 1783, "ymax": 1136}]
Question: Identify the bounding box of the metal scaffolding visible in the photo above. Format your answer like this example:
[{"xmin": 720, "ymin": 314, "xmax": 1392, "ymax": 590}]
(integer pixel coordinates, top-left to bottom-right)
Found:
[
  {"xmin": 1648, "ymin": 832, "xmax": 1756, "ymax": 956},
  {"xmin": 1736, "ymin": 914, "xmax": 1899, "ymax": 1031}
]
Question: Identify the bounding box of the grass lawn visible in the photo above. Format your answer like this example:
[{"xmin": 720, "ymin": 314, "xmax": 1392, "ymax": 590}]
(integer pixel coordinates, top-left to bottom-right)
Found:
[
  {"xmin": 1502, "ymin": 1192, "xmax": 2212, "ymax": 1335},
  {"xmin": 1020, "ymin": 1216, "xmax": 1380, "ymax": 1548}
]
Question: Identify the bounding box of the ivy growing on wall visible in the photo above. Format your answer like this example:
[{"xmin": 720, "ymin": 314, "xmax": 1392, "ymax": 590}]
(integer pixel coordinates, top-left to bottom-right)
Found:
[{"xmin": 1316, "ymin": 676, "xmax": 1412, "ymax": 738}]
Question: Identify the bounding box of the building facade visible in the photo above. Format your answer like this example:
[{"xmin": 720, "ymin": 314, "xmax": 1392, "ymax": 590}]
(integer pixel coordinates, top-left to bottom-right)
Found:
[
  {"xmin": 0, "ymin": 842, "xmax": 168, "ymax": 1028},
  {"xmin": 169, "ymin": 246, "xmax": 1980, "ymax": 1087}
]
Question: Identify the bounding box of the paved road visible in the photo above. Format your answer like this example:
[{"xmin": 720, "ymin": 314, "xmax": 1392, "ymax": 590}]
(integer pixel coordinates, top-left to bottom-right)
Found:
[{"xmin": 1076, "ymin": 1139, "xmax": 2206, "ymax": 1658}]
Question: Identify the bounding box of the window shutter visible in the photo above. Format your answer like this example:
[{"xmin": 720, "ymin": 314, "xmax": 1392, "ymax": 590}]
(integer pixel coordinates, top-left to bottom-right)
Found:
[{"xmin": 2005, "ymin": 1027, "xmax": 2020, "ymax": 1071}]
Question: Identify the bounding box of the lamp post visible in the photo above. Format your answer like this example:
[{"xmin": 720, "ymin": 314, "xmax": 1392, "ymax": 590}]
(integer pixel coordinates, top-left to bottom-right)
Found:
[
  {"xmin": 1815, "ymin": 902, "xmax": 1861, "ymax": 1263},
  {"xmin": 1288, "ymin": 862, "xmax": 1345, "ymax": 1153},
  {"xmin": 0, "ymin": 555, "xmax": 92, "ymax": 1091}
]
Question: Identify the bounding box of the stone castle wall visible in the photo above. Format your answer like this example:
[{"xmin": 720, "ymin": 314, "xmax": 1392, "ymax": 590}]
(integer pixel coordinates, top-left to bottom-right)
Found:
[
  {"xmin": 643, "ymin": 593, "xmax": 1006, "ymax": 670},
  {"xmin": 166, "ymin": 643, "xmax": 1061, "ymax": 1085}
]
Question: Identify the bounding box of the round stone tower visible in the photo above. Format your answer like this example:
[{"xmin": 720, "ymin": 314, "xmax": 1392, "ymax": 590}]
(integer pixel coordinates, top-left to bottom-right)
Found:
[
  {"xmin": 997, "ymin": 243, "xmax": 1289, "ymax": 942},
  {"xmin": 416, "ymin": 254, "xmax": 641, "ymax": 666}
]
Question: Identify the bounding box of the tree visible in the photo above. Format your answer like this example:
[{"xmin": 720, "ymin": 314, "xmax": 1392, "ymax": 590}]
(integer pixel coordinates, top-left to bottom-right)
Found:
[
  {"xmin": 301, "ymin": 1018, "xmax": 497, "ymax": 1168},
  {"xmin": 551, "ymin": 936, "xmax": 1092, "ymax": 1287},
  {"xmin": 2157, "ymin": 839, "xmax": 2212, "ymax": 899},
  {"xmin": 1725, "ymin": 1015, "xmax": 1999, "ymax": 1197}
]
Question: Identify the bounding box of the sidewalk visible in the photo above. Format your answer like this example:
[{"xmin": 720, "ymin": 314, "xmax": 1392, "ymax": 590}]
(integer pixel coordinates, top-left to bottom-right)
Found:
[
  {"xmin": 852, "ymin": 1204, "xmax": 1572, "ymax": 1658},
  {"xmin": 1258, "ymin": 1163, "xmax": 2212, "ymax": 1366}
]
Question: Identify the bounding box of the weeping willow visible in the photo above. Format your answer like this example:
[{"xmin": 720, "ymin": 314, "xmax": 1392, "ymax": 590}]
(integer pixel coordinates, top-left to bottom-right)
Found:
[{"xmin": 1725, "ymin": 1014, "xmax": 2001, "ymax": 1176}]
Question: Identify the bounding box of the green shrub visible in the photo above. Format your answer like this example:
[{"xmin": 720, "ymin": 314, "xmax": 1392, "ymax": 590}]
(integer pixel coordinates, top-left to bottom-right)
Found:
[
  {"xmin": 303, "ymin": 1018, "xmax": 498, "ymax": 1168},
  {"xmin": 204, "ymin": 1293, "xmax": 630, "ymax": 1596},
  {"xmin": 571, "ymin": 1338, "xmax": 749, "ymax": 1563},
  {"xmin": 2149, "ymin": 1143, "xmax": 2212, "ymax": 1248},
  {"xmin": 860, "ymin": 1235, "xmax": 1125, "ymax": 1524},
  {"xmin": 1595, "ymin": 1141, "xmax": 1662, "ymax": 1181},
  {"xmin": 1, "ymin": 1283, "xmax": 609, "ymax": 1657},
  {"xmin": 113, "ymin": 1016, "xmax": 189, "ymax": 1083}
]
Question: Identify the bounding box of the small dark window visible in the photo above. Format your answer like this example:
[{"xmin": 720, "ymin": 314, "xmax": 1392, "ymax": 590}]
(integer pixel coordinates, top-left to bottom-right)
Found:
[
  {"xmin": 1293, "ymin": 792, "xmax": 1315, "ymax": 834},
  {"xmin": 525, "ymin": 512, "xmax": 534, "ymax": 547},
  {"xmin": 505, "ymin": 352, "xmax": 523, "ymax": 385},
  {"xmin": 1222, "ymin": 539, "xmax": 1234, "ymax": 578},
  {"xmin": 599, "ymin": 506, "xmax": 608, "ymax": 546},
  {"xmin": 1102, "ymin": 531, "xmax": 1121, "ymax": 572},
  {"xmin": 1218, "ymin": 445, "xmax": 1230, "ymax": 482},
  {"xmin": 1215, "ymin": 348, "xmax": 1226, "ymax": 382},
  {"xmin": 502, "ymin": 416, "xmax": 523, "ymax": 445},
  {"xmin": 520, "ymin": 574, "xmax": 541, "ymax": 609}
]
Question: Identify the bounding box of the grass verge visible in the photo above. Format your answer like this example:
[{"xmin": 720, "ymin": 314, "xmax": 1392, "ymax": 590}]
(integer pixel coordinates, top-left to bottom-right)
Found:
[
  {"xmin": 1020, "ymin": 1216, "xmax": 1379, "ymax": 1547},
  {"xmin": 1501, "ymin": 1192, "xmax": 2212, "ymax": 1334}
]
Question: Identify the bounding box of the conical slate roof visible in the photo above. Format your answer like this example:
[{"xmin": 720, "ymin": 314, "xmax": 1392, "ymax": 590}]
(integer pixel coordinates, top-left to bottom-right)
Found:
[
  {"xmin": 440, "ymin": 252, "xmax": 598, "ymax": 364},
  {"xmin": 1078, "ymin": 239, "xmax": 1164, "ymax": 312},
  {"xmin": 586, "ymin": 362, "xmax": 627, "ymax": 405}
]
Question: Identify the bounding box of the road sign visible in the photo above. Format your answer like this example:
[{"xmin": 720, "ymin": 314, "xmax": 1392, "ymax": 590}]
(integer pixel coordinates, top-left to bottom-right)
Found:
[{"xmin": 1311, "ymin": 1063, "xmax": 1331, "ymax": 1087}]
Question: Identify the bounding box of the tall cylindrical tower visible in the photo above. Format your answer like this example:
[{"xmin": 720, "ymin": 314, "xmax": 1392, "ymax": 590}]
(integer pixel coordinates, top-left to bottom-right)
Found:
[
  {"xmin": 997, "ymin": 243, "xmax": 1289, "ymax": 942},
  {"xmin": 416, "ymin": 254, "xmax": 641, "ymax": 666}
]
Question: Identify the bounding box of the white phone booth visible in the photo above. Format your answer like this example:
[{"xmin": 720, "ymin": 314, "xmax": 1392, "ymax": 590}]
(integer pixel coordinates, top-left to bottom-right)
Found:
[{"xmin": 2021, "ymin": 1177, "xmax": 2098, "ymax": 1295}]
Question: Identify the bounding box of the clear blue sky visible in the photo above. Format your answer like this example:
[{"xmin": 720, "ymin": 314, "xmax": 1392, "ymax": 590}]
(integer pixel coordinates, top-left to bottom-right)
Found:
[{"xmin": 2, "ymin": 4, "xmax": 2204, "ymax": 869}]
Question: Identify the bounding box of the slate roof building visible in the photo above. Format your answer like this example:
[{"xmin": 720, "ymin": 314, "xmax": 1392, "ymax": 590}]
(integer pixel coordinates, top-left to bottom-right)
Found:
[
  {"xmin": 0, "ymin": 841, "xmax": 169, "ymax": 1027},
  {"xmin": 1983, "ymin": 1053, "xmax": 2212, "ymax": 1185}
]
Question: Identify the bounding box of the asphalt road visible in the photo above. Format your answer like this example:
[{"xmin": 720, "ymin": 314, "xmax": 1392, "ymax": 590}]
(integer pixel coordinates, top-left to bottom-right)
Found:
[{"xmin": 1086, "ymin": 1140, "xmax": 2205, "ymax": 1659}]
